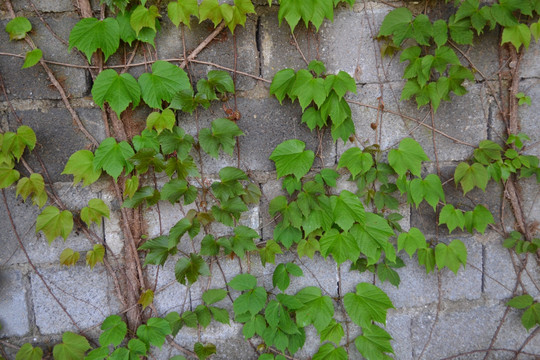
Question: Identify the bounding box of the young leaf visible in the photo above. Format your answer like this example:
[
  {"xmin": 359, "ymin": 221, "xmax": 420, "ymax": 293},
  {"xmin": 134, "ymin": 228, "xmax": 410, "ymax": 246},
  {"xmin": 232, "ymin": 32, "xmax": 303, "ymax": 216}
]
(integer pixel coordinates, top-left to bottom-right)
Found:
[
  {"xmin": 388, "ymin": 138, "xmax": 429, "ymax": 177},
  {"xmin": 418, "ymin": 247, "xmax": 436, "ymax": 273},
  {"xmin": 130, "ymin": 5, "xmax": 161, "ymax": 35},
  {"xmin": 6, "ymin": 17, "xmax": 32, "ymax": 40},
  {"xmin": 138, "ymin": 61, "xmax": 191, "ymax": 109},
  {"xmin": 463, "ymin": 204, "xmax": 494, "ymax": 234},
  {"xmin": 138, "ymin": 289, "xmax": 154, "ymax": 310},
  {"xmin": 16, "ymin": 173, "xmax": 47, "ymax": 208},
  {"xmin": 502, "ymin": 24, "xmax": 531, "ymax": 50},
  {"xmin": 91, "ymin": 69, "xmax": 140, "ymax": 117},
  {"xmin": 290, "ymin": 69, "xmax": 327, "ymax": 110},
  {"xmin": 320, "ymin": 320, "xmax": 345, "ymax": 344},
  {"xmin": 454, "ymin": 162, "xmax": 488, "ymax": 194},
  {"xmin": 354, "ymin": 325, "xmax": 394, "ymax": 359},
  {"xmin": 2, "ymin": 125, "xmax": 36, "ymax": 160},
  {"xmin": 507, "ymin": 294, "xmax": 534, "ymax": 309},
  {"xmin": 199, "ymin": 118, "xmax": 244, "ymax": 158},
  {"xmin": 439, "ymin": 204, "xmax": 465, "ymax": 233},
  {"xmin": 259, "ymin": 240, "xmax": 283, "ymax": 266},
  {"xmin": 80, "ymin": 198, "xmax": 110, "ymax": 227},
  {"xmin": 16, "ymin": 344, "xmax": 43, "ymax": 360},
  {"xmin": 146, "ymin": 109, "xmax": 176, "ymax": 135},
  {"xmin": 22, "ymin": 49, "xmax": 42, "ymax": 69},
  {"xmin": 167, "ymin": 0, "xmax": 198, "ymax": 28},
  {"xmin": 86, "ymin": 244, "xmax": 105, "ymax": 269},
  {"xmin": 100, "ymin": 315, "xmax": 127, "ymax": 347},
  {"xmin": 93, "ymin": 137, "xmax": 135, "ymax": 180},
  {"xmin": 68, "ymin": 18, "xmax": 120, "ymax": 62},
  {"xmin": 344, "ymin": 282, "xmax": 394, "ymax": 328},
  {"xmin": 521, "ymin": 303, "xmax": 540, "ymax": 331},
  {"xmin": 397, "ymin": 227, "xmax": 427, "ymax": 257},
  {"xmin": 36, "ymin": 206, "xmax": 73, "ymax": 244},
  {"xmin": 52, "ymin": 332, "xmax": 91, "ymax": 360},
  {"xmin": 60, "ymin": 248, "xmax": 80, "ymax": 266},
  {"xmin": 312, "ymin": 343, "xmax": 347, "ymax": 360},
  {"xmin": 62, "ymin": 150, "xmax": 102, "ymax": 187},
  {"xmin": 0, "ymin": 166, "xmax": 20, "ymax": 189},
  {"xmin": 175, "ymin": 253, "xmax": 211, "ymax": 285},
  {"xmin": 337, "ymin": 147, "xmax": 374, "ymax": 179},
  {"xmin": 136, "ymin": 317, "xmax": 172, "ymax": 349},
  {"xmin": 270, "ymin": 139, "xmax": 314, "ymax": 180},
  {"xmin": 435, "ymin": 239, "xmax": 467, "ymax": 274}
]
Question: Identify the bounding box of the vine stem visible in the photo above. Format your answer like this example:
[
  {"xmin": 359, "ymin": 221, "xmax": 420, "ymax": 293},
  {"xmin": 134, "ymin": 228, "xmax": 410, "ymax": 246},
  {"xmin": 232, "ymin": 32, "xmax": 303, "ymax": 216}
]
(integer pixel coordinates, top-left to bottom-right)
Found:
[{"xmin": 180, "ymin": 22, "xmax": 227, "ymax": 69}]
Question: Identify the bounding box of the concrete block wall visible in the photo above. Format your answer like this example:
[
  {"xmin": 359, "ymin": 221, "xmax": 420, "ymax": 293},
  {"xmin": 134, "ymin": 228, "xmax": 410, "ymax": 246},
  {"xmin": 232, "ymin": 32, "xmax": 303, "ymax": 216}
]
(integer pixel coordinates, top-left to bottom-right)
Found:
[{"xmin": 1, "ymin": 1, "xmax": 539, "ymax": 359}]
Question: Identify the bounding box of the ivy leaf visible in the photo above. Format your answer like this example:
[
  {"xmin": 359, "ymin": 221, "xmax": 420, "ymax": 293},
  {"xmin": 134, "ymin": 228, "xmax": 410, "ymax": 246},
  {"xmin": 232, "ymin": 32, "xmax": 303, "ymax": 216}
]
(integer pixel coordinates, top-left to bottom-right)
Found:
[
  {"xmin": 270, "ymin": 140, "xmax": 314, "ymax": 180},
  {"xmin": 521, "ymin": 303, "xmax": 540, "ymax": 331},
  {"xmin": 158, "ymin": 126, "xmax": 194, "ymax": 158},
  {"xmin": 60, "ymin": 248, "xmax": 80, "ymax": 266},
  {"xmin": 344, "ymin": 283, "xmax": 394, "ymax": 328},
  {"xmin": 138, "ymin": 61, "xmax": 191, "ymax": 109},
  {"xmin": 433, "ymin": 19, "xmax": 448, "ymax": 47},
  {"xmin": 15, "ymin": 344, "xmax": 43, "ymax": 360},
  {"xmin": 474, "ymin": 140, "xmax": 503, "ymax": 164},
  {"xmin": 93, "ymin": 138, "xmax": 135, "ymax": 180},
  {"xmin": 86, "ymin": 244, "xmax": 105, "ymax": 269},
  {"xmin": 439, "ymin": 204, "xmax": 465, "ymax": 233},
  {"xmin": 408, "ymin": 174, "xmax": 445, "ymax": 210},
  {"xmin": 319, "ymin": 229, "xmax": 359, "ymax": 265},
  {"xmin": 146, "ymin": 109, "xmax": 176, "ymax": 135},
  {"xmin": 398, "ymin": 227, "xmax": 427, "ymax": 257},
  {"xmin": 435, "ymin": 239, "xmax": 467, "ymax": 274},
  {"xmin": 350, "ymin": 213, "xmax": 395, "ymax": 265},
  {"xmin": 412, "ymin": 14, "xmax": 433, "ymax": 45},
  {"xmin": 6, "ymin": 17, "xmax": 32, "ymax": 40},
  {"xmin": 272, "ymin": 263, "xmax": 303, "ymax": 291},
  {"xmin": 331, "ymin": 190, "xmax": 365, "ymax": 231},
  {"xmin": 354, "ymin": 325, "xmax": 394, "ymax": 359},
  {"xmin": 62, "ymin": 150, "xmax": 102, "ymax": 187},
  {"xmin": 130, "ymin": 5, "xmax": 161, "ymax": 35},
  {"xmin": 388, "ymin": 138, "xmax": 429, "ymax": 177},
  {"xmin": 326, "ymin": 71, "xmax": 357, "ymax": 98},
  {"xmin": 36, "ymin": 206, "xmax": 73, "ymax": 244},
  {"xmin": 507, "ymin": 294, "xmax": 534, "ymax": 309},
  {"xmin": 139, "ymin": 236, "xmax": 176, "ymax": 266},
  {"xmin": 116, "ymin": 10, "xmax": 136, "ymax": 46},
  {"xmin": 229, "ymin": 273, "xmax": 257, "ymax": 291},
  {"xmin": 167, "ymin": 0, "xmax": 198, "ymax": 28},
  {"xmin": 502, "ymin": 23, "xmax": 531, "ymax": 50},
  {"xmin": 80, "ymin": 198, "xmax": 110, "ymax": 227},
  {"xmin": 259, "ymin": 240, "xmax": 283, "ymax": 266},
  {"xmin": 175, "ymin": 253, "xmax": 210, "ymax": 285},
  {"xmin": 16, "ymin": 173, "xmax": 47, "ymax": 208},
  {"xmin": 2, "ymin": 125, "xmax": 36, "ymax": 160},
  {"xmin": 312, "ymin": 343, "xmax": 347, "ymax": 360},
  {"xmin": 320, "ymin": 320, "xmax": 345, "ymax": 344},
  {"xmin": 448, "ymin": 15, "xmax": 473, "ymax": 45},
  {"xmin": 378, "ymin": 7, "xmax": 413, "ymax": 45},
  {"xmin": 194, "ymin": 342, "xmax": 217, "ymax": 360},
  {"xmin": 338, "ymin": 147, "xmax": 374, "ymax": 179},
  {"xmin": 22, "ymin": 49, "xmax": 42, "ymax": 69},
  {"xmin": 100, "ymin": 315, "xmax": 127, "ymax": 347},
  {"xmin": 454, "ymin": 162, "xmax": 488, "ymax": 195},
  {"xmin": 138, "ymin": 289, "xmax": 154, "ymax": 310},
  {"xmin": 199, "ymin": 118, "xmax": 243, "ymax": 158},
  {"xmin": 68, "ymin": 18, "xmax": 120, "ymax": 62},
  {"xmin": 270, "ymin": 69, "xmax": 296, "ymax": 104},
  {"xmin": 207, "ymin": 70, "xmax": 235, "ymax": 94},
  {"xmin": 295, "ymin": 286, "xmax": 334, "ymax": 332},
  {"xmin": 278, "ymin": 0, "xmax": 314, "ymax": 31},
  {"xmin": 136, "ymin": 317, "xmax": 172, "ymax": 349},
  {"xmin": 202, "ymin": 289, "xmax": 228, "ymax": 305},
  {"xmin": 199, "ymin": 0, "xmax": 223, "ymax": 27},
  {"xmin": 464, "ymin": 204, "xmax": 494, "ymax": 234},
  {"xmin": 418, "ymin": 247, "xmax": 436, "ymax": 273},
  {"xmin": 52, "ymin": 334, "xmax": 91, "ymax": 360},
  {"xmin": 290, "ymin": 69, "xmax": 327, "ymax": 110},
  {"xmin": 233, "ymin": 286, "xmax": 267, "ymax": 316},
  {"xmin": 91, "ymin": 70, "xmax": 140, "ymax": 117}
]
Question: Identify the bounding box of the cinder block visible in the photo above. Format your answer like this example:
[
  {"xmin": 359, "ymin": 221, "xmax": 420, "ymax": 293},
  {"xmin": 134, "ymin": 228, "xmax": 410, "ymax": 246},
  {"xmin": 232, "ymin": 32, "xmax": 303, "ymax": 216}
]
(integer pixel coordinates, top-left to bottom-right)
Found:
[
  {"xmin": 519, "ymin": 79, "xmax": 540, "ymax": 158},
  {"xmin": 12, "ymin": 0, "xmax": 74, "ymax": 13},
  {"xmin": 0, "ymin": 270, "xmax": 30, "ymax": 337}
]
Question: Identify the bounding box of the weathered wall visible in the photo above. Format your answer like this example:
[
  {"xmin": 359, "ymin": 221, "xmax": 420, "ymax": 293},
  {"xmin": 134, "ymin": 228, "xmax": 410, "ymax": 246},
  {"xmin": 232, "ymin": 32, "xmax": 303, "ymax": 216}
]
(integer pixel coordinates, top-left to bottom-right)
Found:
[{"xmin": 1, "ymin": 0, "xmax": 539, "ymax": 359}]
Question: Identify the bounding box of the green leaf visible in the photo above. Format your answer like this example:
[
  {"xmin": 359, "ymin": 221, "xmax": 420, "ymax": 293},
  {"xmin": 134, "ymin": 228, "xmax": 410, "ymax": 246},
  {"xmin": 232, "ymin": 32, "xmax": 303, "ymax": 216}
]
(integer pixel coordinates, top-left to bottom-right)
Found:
[
  {"xmin": 80, "ymin": 198, "xmax": 109, "ymax": 227},
  {"xmin": 433, "ymin": 20, "xmax": 448, "ymax": 47},
  {"xmin": 16, "ymin": 173, "xmax": 47, "ymax": 208},
  {"xmin": 320, "ymin": 228, "xmax": 360, "ymax": 265},
  {"xmin": 259, "ymin": 240, "xmax": 283, "ymax": 266},
  {"xmin": 52, "ymin": 332, "xmax": 90, "ymax": 360},
  {"xmin": 62, "ymin": 150, "xmax": 102, "ymax": 187},
  {"xmin": 100, "ymin": 315, "xmax": 127, "ymax": 347},
  {"xmin": 92, "ymin": 69, "xmax": 141, "ymax": 117},
  {"xmin": 378, "ymin": 7, "xmax": 413, "ymax": 46},
  {"xmin": 93, "ymin": 138, "xmax": 135, "ymax": 180},
  {"xmin": 418, "ymin": 247, "xmax": 436, "ymax": 273},
  {"xmin": 199, "ymin": 118, "xmax": 243, "ymax": 158},
  {"xmin": 435, "ymin": 239, "xmax": 467, "ymax": 274},
  {"xmin": 344, "ymin": 283, "xmax": 394, "ymax": 328},
  {"xmin": 36, "ymin": 206, "xmax": 73, "ymax": 244},
  {"xmin": 454, "ymin": 162, "xmax": 488, "ymax": 195},
  {"xmin": 464, "ymin": 204, "xmax": 494, "ymax": 234},
  {"xmin": 68, "ymin": 18, "xmax": 120, "ymax": 62},
  {"xmin": 83, "ymin": 346, "xmax": 108, "ymax": 360},
  {"xmin": 270, "ymin": 68, "xmax": 296, "ymax": 104},
  {"xmin": 175, "ymin": 253, "xmax": 210, "ymax": 285},
  {"xmin": 448, "ymin": 15, "xmax": 473, "ymax": 45},
  {"xmin": 138, "ymin": 289, "xmax": 154, "ymax": 310},
  {"xmin": 439, "ymin": 204, "xmax": 465, "ymax": 233},
  {"xmin": 354, "ymin": 325, "xmax": 394, "ymax": 359},
  {"xmin": 295, "ymin": 286, "xmax": 334, "ymax": 332},
  {"xmin": 158, "ymin": 126, "xmax": 194, "ymax": 158},
  {"xmin": 116, "ymin": 10, "xmax": 136, "ymax": 46},
  {"xmin": 194, "ymin": 342, "xmax": 216, "ymax": 360},
  {"xmin": 308, "ymin": 60, "xmax": 326, "ymax": 76},
  {"xmin": 233, "ymin": 287, "xmax": 267, "ymax": 316},
  {"xmin": 507, "ymin": 294, "xmax": 534, "ymax": 309},
  {"xmin": 320, "ymin": 320, "xmax": 345, "ymax": 344},
  {"xmin": 388, "ymin": 138, "xmax": 429, "ymax": 177},
  {"xmin": 502, "ymin": 23, "xmax": 531, "ymax": 50},
  {"xmin": 167, "ymin": 0, "xmax": 198, "ymax": 28},
  {"xmin": 203, "ymin": 289, "xmax": 228, "ymax": 305},
  {"xmin": 338, "ymin": 147, "xmax": 374, "ymax": 179},
  {"xmin": 521, "ymin": 303, "xmax": 540, "ymax": 331},
  {"xmin": 278, "ymin": 0, "xmax": 314, "ymax": 31},
  {"xmin": 398, "ymin": 227, "xmax": 427, "ymax": 257},
  {"xmin": 130, "ymin": 5, "xmax": 160, "ymax": 35},
  {"xmin": 146, "ymin": 109, "xmax": 176, "ymax": 135},
  {"xmin": 2, "ymin": 125, "xmax": 37, "ymax": 160},
  {"xmin": 312, "ymin": 343, "xmax": 347, "ymax": 360},
  {"xmin": 6, "ymin": 17, "xmax": 32, "ymax": 40},
  {"xmin": 331, "ymin": 190, "xmax": 365, "ymax": 231},
  {"xmin": 412, "ymin": 14, "xmax": 433, "ymax": 45},
  {"xmin": 139, "ymin": 236, "xmax": 175, "ymax": 266},
  {"xmin": 60, "ymin": 248, "xmax": 80, "ymax": 266},
  {"xmin": 136, "ymin": 317, "xmax": 172, "ymax": 349},
  {"xmin": 16, "ymin": 343, "xmax": 43, "ymax": 360},
  {"xmin": 350, "ymin": 213, "xmax": 395, "ymax": 265},
  {"xmin": 270, "ymin": 140, "xmax": 314, "ymax": 180},
  {"xmin": 229, "ymin": 273, "xmax": 258, "ymax": 291},
  {"xmin": 22, "ymin": 49, "xmax": 42, "ymax": 69},
  {"xmin": 0, "ymin": 165, "xmax": 20, "ymax": 189},
  {"xmin": 327, "ymin": 71, "xmax": 357, "ymax": 98},
  {"xmin": 474, "ymin": 140, "xmax": 503, "ymax": 164},
  {"xmin": 86, "ymin": 244, "xmax": 105, "ymax": 269},
  {"xmin": 138, "ymin": 61, "xmax": 191, "ymax": 109},
  {"xmin": 290, "ymin": 69, "xmax": 327, "ymax": 110},
  {"xmin": 531, "ymin": 21, "xmax": 540, "ymax": 42},
  {"xmin": 272, "ymin": 263, "xmax": 303, "ymax": 291},
  {"xmin": 207, "ymin": 70, "xmax": 235, "ymax": 94}
]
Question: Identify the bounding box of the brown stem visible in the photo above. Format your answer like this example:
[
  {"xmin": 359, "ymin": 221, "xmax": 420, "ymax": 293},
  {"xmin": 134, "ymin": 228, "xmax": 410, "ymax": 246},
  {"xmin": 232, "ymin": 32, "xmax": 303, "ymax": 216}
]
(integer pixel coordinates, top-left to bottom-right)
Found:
[{"xmin": 180, "ymin": 22, "xmax": 227, "ymax": 69}]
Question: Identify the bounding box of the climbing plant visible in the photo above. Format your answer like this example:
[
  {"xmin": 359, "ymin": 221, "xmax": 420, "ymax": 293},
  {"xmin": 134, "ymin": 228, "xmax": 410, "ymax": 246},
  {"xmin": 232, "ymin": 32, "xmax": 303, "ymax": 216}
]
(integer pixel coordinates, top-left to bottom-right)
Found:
[{"xmin": 1, "ymin": 0, "xmax": 539, "ymax": 359}]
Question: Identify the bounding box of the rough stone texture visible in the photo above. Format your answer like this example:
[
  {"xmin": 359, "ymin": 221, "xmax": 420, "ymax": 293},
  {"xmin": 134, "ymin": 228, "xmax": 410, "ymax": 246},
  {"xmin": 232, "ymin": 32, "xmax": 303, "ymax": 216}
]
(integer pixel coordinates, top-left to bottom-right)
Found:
[{"xmin": 0, "ymin": 270, "xmax": 30, "ymax": 337}]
